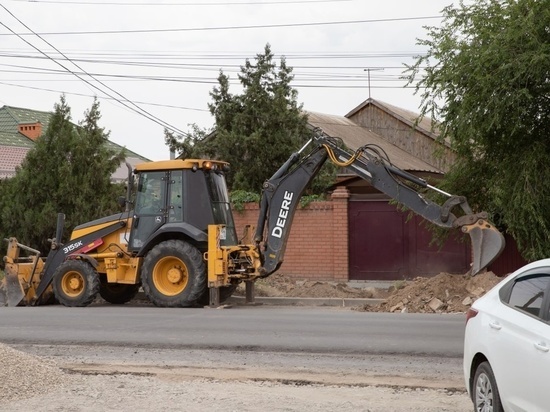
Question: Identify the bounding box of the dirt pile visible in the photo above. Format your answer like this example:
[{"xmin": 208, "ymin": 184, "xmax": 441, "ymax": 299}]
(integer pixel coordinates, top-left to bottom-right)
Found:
[
  {"xmin": 239, "ymin": 271, "xmax": 505, "ymax": 313},
  {"xmin": 359, "ymin": 271, "xmax": 505, "ymax": 313},
  {"xmin": 238, "ymin": 274, "xmax": 383, "ymax": 299}
]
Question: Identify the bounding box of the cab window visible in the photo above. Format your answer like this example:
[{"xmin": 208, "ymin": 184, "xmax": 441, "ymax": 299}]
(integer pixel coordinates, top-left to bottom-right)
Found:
[{"xmin": 135, "ymin": 171, "xmax": 165, "ymax": 215}]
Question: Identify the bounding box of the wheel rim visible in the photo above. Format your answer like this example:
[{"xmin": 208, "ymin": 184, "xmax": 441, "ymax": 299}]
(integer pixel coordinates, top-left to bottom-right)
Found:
[
  {"xmin": 475, "ymin": 372, "xmax": 494, "ymax": 412},
  {"xmin": 152, "ymin": 256, "xmax": 188, "ymax": 296},
  {"xmin": 61, "ymin": 271, "xmax": 85, "ymax": 298}
]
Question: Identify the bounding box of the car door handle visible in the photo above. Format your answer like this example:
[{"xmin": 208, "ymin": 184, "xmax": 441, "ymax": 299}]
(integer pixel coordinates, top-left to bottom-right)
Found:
[
  {"xmin": 534, "ymin": 342, "xmax": 550, "ymax": 353},
  {"xmin": 489, "ymin": 321, "xmax": 502, "ymax": 330}
]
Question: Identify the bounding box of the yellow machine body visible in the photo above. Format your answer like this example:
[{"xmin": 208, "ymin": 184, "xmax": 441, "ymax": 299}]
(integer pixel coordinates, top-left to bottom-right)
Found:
[{"xmin": 70, "ymin": 217, "xmax": 142, "ymax": 285}]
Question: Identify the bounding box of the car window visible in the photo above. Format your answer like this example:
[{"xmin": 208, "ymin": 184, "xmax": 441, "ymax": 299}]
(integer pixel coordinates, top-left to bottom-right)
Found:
[{"xmin": 506, "ymin": 275, "xmax": 550, "ymax": 319}]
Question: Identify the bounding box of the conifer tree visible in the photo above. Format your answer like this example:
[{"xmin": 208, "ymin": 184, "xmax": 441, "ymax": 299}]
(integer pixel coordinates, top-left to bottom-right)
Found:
[
  {"xmin": 167, "ymin": 44, "xmax": 335, "ymax": 194},
  {"xmin": 0, "ymin": 96, "xmax": 126, "ymax": 253}
]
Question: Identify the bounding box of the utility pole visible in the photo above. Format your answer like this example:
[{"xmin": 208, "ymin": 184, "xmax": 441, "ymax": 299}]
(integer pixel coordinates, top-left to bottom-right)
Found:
[{"xmin": 363, "ymin": 68, "xmax": 384, "ymax": 99}]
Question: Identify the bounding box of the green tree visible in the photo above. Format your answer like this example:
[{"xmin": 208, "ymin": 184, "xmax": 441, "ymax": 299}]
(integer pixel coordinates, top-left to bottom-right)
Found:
[
  {"xmin": 407, "ymin": 0, "xmax": 550, "ymax": 261},
  {"xmin": 166, "ymin": 44, "xmax": 335, "ymax": 194},
  {"xmin": 0, "ymin": 96, "xmax": 126, "ymax": 253}
]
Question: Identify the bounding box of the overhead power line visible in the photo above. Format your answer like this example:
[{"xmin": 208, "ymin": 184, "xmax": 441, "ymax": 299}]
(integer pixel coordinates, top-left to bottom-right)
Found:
[
  {"xmin": 11, "ymin": 0, "xmax": 353, "ymax": 5},
  {"xmin": 0, "ymin": 49, "xmax": 425, "ymax": 61},
  {"xmin": 0, "ymin": 48, "xmax": 424, "ymax": 58},
  {"xmin": 0, "ymin": 81, "xmax": 210, "ymax": 112},
  {"xmin": 0, "ymin": 62, "xmax": 412, "ymax": 82},
  {"xmin": 0, "ymin": 15, "xmax": 442, "ymax": 36},
  {"xmin": 0, "ymin": 3, "xmax": 188, "ymax": 136},
  {"xmin": 0, "ymin": 51, "xmax": 426, "ymax": 72}
]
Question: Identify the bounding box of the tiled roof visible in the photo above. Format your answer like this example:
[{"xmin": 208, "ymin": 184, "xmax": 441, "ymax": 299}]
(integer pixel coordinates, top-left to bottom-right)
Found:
[
  {"xmin": 0, "ymin": 146, "xmax": 31, "ymax": 178},
  {"xmin": 0, "ymin": 130, "xmax": 34, "ymax": 148},
  {"xmin": 104, "ymin": 140, "xmax": 144, "ymax": 160},
  {"xmin": 306, "ymin": 111, "xmax": 443, "ymax": 174},
  {"xmin": 0, "ymin": 105, "xmax": 149, "ymax": 179},
  {"xmin": 0, "ymin": 105, "xmax": 52, "ymax": 130}
]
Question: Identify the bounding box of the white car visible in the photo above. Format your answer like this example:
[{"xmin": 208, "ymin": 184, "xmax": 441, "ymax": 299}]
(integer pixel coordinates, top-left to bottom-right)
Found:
[{"xmin": 464, "ymin": 259, "xmax": 550, "ymax": 412}]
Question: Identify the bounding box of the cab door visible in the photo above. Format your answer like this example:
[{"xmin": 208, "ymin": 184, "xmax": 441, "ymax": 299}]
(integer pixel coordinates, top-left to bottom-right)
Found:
[{"xmin": 128, "ymin": 171, "xmax": 168, "ymax": 251}]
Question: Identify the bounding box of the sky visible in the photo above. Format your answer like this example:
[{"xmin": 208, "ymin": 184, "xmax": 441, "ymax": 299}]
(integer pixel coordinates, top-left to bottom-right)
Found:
[{"xmin": 0, "ymin": 0, "xmax": 453, "ymax": 161}]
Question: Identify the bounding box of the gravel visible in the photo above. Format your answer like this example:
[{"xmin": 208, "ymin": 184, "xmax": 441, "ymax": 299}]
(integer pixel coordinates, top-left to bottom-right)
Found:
[
  {"xmin": 0, "ymin": 342, "xmax": 73, "ymax": 403},
  {"xmin": 0, "ymin": 343, "xmax": 473, "ymax": 411}
]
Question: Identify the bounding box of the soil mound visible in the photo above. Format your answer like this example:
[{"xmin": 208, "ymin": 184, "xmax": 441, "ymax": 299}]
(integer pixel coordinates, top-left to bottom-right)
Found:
[
  {"xmin": 358, "ymin": 271, "xmax": 504, "ymax": 313},
  {"xmin": 238, "ymin": 271, "xmax": 505, "ymax": 313},
  {"xmin": 237, "ymin": 273, "xmax": 382, "ymax": 299}
]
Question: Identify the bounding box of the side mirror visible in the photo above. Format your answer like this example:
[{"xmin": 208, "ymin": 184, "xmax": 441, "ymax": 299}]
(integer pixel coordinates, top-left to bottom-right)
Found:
[{"xmin": 117, "ymin": 196, "xmax": 127, "ymax": 210}]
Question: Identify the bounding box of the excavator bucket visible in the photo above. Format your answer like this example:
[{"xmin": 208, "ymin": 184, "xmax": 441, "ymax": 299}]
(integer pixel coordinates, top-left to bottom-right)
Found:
[
  {"xmin": 462, "ymin": 218, "xmax": 505, "ymax": 276},
  {"xmin": 0, "ymin": 265, "xmax": 25, "ymax": 307}
]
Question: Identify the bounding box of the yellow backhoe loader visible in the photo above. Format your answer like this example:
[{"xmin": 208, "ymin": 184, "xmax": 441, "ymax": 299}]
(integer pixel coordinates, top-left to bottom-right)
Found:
[{"xmin": 0, "ymin": 130, "xmax": 505, "ymax": 308}]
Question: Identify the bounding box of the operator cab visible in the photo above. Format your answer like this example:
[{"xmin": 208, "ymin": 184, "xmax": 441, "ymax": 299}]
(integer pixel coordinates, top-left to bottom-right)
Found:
[{"xmin": 128, "ymin": 159, "xmax": 238, "ymax": 253}]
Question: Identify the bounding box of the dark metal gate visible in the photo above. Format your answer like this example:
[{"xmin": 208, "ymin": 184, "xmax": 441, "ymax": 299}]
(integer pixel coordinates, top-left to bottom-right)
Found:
[{"xmin": 349, "ymin": 200, "xmax": 470, "ymax": 280}]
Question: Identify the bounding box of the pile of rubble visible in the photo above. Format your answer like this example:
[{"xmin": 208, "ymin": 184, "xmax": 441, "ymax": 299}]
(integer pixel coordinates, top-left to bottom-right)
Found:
[
  {"xmin": 244, "ymin": 271, "xmax": 505, "ymax": 314},
  {"xmin": 359, "ymin": 271, "xmax": 504, "ymax": 313}
]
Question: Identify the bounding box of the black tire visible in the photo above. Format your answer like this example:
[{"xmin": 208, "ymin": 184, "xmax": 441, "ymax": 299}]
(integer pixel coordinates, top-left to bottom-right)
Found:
[
  {"xmin": 52, "ymin": 260, "xmax": 100, "ymax": 307},
  {"xmin": 37, "ymin": 290, "xmax": 57, "ymax": 306},
  {"xmin": 141, "ymin": 240, "xmax": 206, "ymax": 307},
  {"xmin": 472, "ymin": 361, "xmax": 504, "ymax": 412},
  {"xmin": 198, "ymin": 284, "xmax": 238, "ymax": 306},
  {"xmin": 99, "ymin": 280, "xmax": 140, "ymax": 304}
]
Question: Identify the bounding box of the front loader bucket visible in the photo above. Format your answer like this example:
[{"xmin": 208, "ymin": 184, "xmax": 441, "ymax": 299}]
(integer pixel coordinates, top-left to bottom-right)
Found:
[
  {"xmin": 0, "ymin": 265, "xmax": 25, "ymax": 307},
  {"xmin": 462, "ymin": 219, "xmax": 505, "ymax": 276}
]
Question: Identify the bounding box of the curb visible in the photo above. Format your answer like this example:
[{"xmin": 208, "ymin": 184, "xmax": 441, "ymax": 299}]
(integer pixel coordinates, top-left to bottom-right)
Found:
[
  {"xmin": 135, "ymin": 292, "xmax": 384, "ymax": 307},
  {"xmin": 227, "ymin": 296, "xmax": 385, "ymax": 307}
]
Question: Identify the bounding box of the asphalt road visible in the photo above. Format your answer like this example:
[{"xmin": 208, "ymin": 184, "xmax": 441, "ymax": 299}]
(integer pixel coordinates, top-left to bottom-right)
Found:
[{"xmin": 0, "ymin": 305, "xmax": 466, "ymax": 357}]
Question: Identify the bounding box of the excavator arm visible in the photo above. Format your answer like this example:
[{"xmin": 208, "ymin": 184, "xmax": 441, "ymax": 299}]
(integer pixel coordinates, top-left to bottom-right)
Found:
[{"xmin": 254, "ymin": 130, "xmax": 505, "ymax": 277}]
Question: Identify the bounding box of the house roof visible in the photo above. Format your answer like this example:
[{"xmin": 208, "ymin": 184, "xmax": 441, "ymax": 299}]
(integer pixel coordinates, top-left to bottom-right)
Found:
[
  {"xmin": 0, "ymin": 146, "xmax": 31, "ymax": 179},
  {"xmin": 0, "ymin": 105, "xmax": 147, "ymax": 159},
  {"xmin": 345, "ymin": 98, "xmax": 442, "ymax": 142},
  {"xmin": 0, "ymin": 105, "xmax": 149, "ymax": 180},
  {"xmin": 306, "ymin": 111, "xmax": 444, "ymax": 174},
  {"xmin": 345, "ymin": 97, "xmax": 450, "ymax": 146},
  {"xmin": 0, "ymin": 106, "xmax": 52, "ymax": 134},
  {"xmin": 0, "ymin": 130, "xmax": 34, "ymax": 148}
]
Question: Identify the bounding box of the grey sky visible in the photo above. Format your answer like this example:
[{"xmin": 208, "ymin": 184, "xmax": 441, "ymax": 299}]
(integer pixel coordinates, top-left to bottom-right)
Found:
[{"xmin": 0, "ymin": 0, "xmax": 450, "ymax": 160}]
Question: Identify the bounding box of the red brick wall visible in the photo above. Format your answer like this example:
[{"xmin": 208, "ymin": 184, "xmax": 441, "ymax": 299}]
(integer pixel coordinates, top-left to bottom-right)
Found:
[{"xmin": 232, "ymin": 187, "xmax": 350, "ymax": 281}]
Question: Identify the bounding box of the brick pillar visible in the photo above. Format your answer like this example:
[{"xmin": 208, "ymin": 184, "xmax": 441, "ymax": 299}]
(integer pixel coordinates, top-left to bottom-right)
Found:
[{"xmin": 331, "ymin": 186, "xmax": 350, "ymax": 281}]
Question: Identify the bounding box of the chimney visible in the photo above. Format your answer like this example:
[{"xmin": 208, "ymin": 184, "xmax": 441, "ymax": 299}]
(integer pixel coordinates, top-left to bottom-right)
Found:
[{"xmin": 18, "ymin": 122, "xmax": 42, "ymax": 141}]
